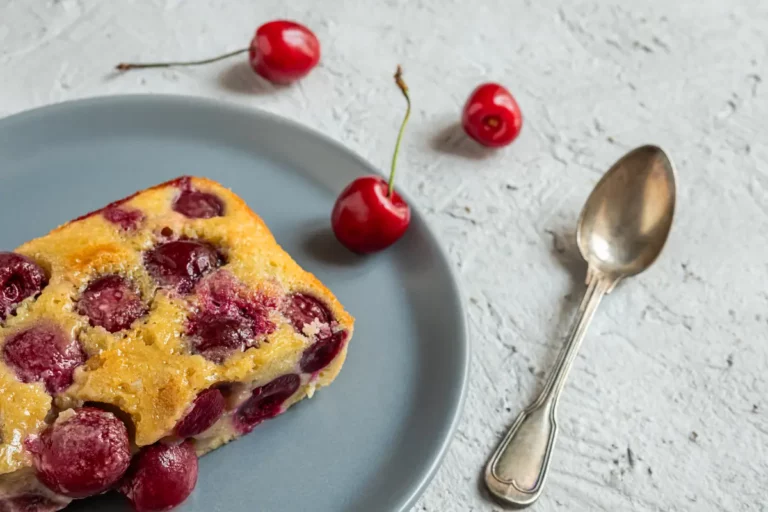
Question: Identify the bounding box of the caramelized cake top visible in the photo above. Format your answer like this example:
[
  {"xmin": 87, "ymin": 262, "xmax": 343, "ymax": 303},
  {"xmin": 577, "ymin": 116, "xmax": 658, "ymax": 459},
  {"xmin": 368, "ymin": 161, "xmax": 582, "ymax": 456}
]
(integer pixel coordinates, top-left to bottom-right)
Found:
[{"xmin": 0, "ymin": 176, "xmax": 353, "ymax": 474}]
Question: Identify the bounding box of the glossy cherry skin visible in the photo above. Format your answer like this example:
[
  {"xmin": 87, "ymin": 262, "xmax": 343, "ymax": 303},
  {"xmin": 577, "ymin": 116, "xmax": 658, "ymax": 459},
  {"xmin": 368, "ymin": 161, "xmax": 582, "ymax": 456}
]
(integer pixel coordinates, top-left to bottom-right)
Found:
[
  {"xmin": 249, "ymin": 20, "xmax": 320, "ymax": 84},
  {"xmin": 461, "ymin": 83, "xmax": 523, "ymax": 147},
  {"xmin": 331, "ymin": 176, "xmax": 410, "ymax": 254}
]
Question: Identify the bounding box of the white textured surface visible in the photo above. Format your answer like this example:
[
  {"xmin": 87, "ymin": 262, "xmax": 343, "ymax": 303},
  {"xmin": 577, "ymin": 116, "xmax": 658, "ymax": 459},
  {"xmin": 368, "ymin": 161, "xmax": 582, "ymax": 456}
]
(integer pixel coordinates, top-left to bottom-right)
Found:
[{"xmin": 2, "ymin": 1, "xmax": 767, "ymax": 511}]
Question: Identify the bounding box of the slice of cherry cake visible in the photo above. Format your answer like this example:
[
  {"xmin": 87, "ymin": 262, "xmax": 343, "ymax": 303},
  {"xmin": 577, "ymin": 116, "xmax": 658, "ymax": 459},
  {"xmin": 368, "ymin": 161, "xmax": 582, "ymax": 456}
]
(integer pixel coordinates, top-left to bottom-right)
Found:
[{"xmin": 0, "ymin": 177, "xmax": 354, "ymax": 511}]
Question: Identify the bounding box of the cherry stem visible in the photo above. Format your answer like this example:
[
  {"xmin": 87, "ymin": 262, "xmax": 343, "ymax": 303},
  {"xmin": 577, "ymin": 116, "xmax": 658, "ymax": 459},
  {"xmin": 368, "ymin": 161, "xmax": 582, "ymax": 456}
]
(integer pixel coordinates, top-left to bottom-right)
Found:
[
  {"xmin": 388, "ymin": 65, "xmax": 411, "ymax": 198},
  {"xmin": 115, "ymin": 48, "xmax": 249, "ymax": 71}
]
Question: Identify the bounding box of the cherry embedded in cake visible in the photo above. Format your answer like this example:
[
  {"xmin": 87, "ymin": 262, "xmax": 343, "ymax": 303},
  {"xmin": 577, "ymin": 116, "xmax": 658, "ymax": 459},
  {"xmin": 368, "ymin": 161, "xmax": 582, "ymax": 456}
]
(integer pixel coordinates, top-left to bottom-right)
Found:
[
  {"xmin": 173, "ymin": 189, "xmax": 225, "ymax": 219},
  {"xmin": 102, "ymin": 205, "xmax": 144, "ymax": 231},
  {"xmin": 283, "ymin": 293, "xmax": 347, "ymax": 373},
  {"xmin": 172, "ymin": 175, "xmax": 225, "ymax": 220},
  {"xmin": 284, "ymin": 293, "xmax": 332, "ymax": 333},
  {"xmin": 144, "ymin": 239, "xmax": 223, "ymax": 294},
  {"xmin": 233, "ymin": 374, "xmax": 301, "ymax": 434},
  {"xmin": 173, "ymin": 388, "xmax": 226, "ymax": 438},
  {"xmin": 76, "ymin": 275, "xmax": 146, "ymax": 333},
  {"xmin": 186, "ymin": 271, "xmax": 277, "ymax": 362},
  {"xmin": 0, "ymin": 176, "xmax": 354, "ymax": 511},
  {"xmin": 300, "ymin": 330, "xmax": 347, "ymax": 374},
  {"xmin": 119, "ymin": 441, "xmax": 199, "ymax": 512},
  {"xmin": 2, "ymin": 322, "xmax": 86, "ymax": 394},
  {"xmin": 0, "ymin": 252, "xmax": 48, "ymax": 321},
  {"xmin": 26, "ymin": 407, "xmax": 131, "ymax": 499}
]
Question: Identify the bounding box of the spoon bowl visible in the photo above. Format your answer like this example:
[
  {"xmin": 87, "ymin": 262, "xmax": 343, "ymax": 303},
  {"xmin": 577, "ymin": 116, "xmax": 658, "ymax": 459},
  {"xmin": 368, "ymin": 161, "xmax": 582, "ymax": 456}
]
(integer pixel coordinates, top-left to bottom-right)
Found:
[{"xmin": 577, "ymin": 145, "xmax": 676, "ymax": 280}]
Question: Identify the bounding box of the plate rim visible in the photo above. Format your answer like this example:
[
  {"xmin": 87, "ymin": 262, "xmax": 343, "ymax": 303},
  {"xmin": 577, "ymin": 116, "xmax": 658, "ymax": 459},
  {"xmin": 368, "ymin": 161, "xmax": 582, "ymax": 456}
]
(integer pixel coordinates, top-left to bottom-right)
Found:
[{"xmin": 0, "ymin": 93, "xmax": 471, "ymax": 511}]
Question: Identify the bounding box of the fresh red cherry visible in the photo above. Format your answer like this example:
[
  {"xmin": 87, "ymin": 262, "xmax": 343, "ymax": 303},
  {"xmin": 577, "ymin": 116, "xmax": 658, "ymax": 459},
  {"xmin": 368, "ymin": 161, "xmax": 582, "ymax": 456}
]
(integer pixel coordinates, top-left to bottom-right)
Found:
[
  {"xmin": 331, "ymin": 177, "xmax": 410, "ymax": 254},
  {"xmin": 115, "ymin": 20, "xmax": 320, "ymax": 85},
  {"xmin": 249, "ymin": 21, "xmax": 320, "ymax": 84},
  {"xmin": 331, "ymin": 67, "xmax": 412, "ymax": 254},
  {"xmin": 462, "ymin": 83, "xmax": 523, "ymax": 147}
]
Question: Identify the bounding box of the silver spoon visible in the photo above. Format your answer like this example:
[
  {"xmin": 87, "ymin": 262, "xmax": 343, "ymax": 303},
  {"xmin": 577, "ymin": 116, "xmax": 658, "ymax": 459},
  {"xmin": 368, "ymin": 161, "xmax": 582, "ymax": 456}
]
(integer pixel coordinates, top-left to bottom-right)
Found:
[{"xmin": 484, "ymin": 145, "xmax": 677, "ymax": 507}]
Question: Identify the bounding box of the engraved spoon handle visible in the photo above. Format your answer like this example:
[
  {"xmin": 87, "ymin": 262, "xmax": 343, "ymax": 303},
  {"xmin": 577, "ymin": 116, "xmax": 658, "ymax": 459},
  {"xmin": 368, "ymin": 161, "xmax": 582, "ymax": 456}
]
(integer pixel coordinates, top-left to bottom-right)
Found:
[{"xmin": 484, "ymin": 270, "xmax": 613, "ymax": 507}]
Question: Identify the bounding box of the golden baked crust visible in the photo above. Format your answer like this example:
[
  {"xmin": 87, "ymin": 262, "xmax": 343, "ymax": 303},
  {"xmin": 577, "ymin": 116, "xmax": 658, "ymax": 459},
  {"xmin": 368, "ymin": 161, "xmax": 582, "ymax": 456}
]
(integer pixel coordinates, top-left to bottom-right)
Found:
[{"xmin": 0, "ymin": 176, "xmax": 354, "ymax": 476}]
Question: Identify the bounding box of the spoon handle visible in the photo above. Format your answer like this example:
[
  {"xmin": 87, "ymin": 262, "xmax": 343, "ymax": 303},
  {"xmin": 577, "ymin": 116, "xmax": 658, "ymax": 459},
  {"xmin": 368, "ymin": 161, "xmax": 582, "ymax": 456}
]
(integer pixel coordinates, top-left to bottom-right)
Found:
[{"xmin": 484, "ymin": 271, "xmax": 613, "ymax": 507}]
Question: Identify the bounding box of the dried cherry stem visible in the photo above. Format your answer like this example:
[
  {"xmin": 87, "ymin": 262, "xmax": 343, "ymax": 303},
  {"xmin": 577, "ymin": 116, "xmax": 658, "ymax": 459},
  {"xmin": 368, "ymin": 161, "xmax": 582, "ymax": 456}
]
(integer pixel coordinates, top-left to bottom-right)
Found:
[
  {"xmin": 388, "ymin": 65, "xmax": 411, "ymax": 198},
  {"xmin": 116, "ymin": 48, "xmax": 249, "ymax": 71}
]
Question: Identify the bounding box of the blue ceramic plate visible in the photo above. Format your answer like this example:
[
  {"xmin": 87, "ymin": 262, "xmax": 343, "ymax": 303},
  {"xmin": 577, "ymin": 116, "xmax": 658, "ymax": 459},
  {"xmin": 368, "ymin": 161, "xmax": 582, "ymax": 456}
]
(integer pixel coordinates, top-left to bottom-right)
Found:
[{"xmin": 0, "ymin": 95, "xmax": 469, "ymax": 512}]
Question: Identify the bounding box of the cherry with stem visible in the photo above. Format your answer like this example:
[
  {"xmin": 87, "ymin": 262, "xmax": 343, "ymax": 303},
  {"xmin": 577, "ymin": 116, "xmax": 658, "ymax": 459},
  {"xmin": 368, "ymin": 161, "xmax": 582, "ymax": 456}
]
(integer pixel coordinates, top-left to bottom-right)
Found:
[
  {"xmin": 115, "ymin": 20, "xmax": 320, "ymax": 84},
  {"xmin": 330, "ymin": 66, "xmax": 412, "ymax": 255}
]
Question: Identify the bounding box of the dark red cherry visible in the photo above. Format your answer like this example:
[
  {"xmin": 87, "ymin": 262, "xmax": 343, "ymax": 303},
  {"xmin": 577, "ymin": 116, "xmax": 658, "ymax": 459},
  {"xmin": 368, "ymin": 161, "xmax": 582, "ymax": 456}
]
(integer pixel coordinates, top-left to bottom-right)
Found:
[
  {"xmin": 29, "ymin": 407, "xmax": 131, "ymax": 498},
  {"xmin": 144, "ymin": 240, "xmax": 222, "ymax": 294},
  {"xmin": 249, "ymin": 21, "xmax": 321, "ymax": 84},
  {"xmin": 174, "ymin": 388, "xmax": 226, "ymax": 438},
  {"xmin": 173, "ymin": 190, "xmax": 224, "ymax": 219},
  {"xmin": 300, "ymin": 331, "xmax": 346, "ymax": 374},
  {"xmin": 77, "ymin": 275, "xmax": 146, "ymax": 333},
  {"xmin": 102, "ymin": 206, "xmax": 144, "ymax": 231},
  {"xmin": 284, "ymin": 293, "xmax": 331, "ymax": 332},
  {"xmin": 186, "ymin": 272, "xmax": 276, "ymax": 363},
  {"xmin": 0, "ymin": 252, "xmax": 47, "ymax": 320},
  {"xmin": 119, "ymin": 440, "xmax": 198, "ymax": 512},
  {"xmin": 3, "ymin": 323, "xmax": 85, "ymax": 393},
  {"xmin": 188, "ymin": 316, "xmax": 255, "ymax": 363},
  {"xmin": 233, "ymin": 374, "xmax": 300, "ymax": 434}
]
